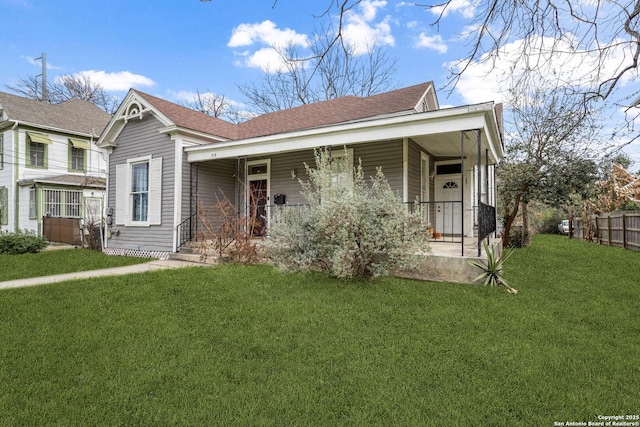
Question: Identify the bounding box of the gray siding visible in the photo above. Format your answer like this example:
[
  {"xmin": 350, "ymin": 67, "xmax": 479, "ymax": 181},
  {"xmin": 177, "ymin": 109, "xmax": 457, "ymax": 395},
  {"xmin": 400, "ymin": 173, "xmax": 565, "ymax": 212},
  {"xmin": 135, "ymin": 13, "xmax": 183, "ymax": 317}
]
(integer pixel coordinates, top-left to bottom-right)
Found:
[
  {"xmin": 353, "ymin": 140, "xmax": 403, "ymax": 194},
  {"xmin": 107, "ymin": 115, "xmax": 175, "ymax": 252},
  {"xmin": 267, "ymin": 150, "xmax": 315, "ymax": 205},
  {"xmin": 195, "ymin": 159, "xmax": 237, "ymax": 230}
]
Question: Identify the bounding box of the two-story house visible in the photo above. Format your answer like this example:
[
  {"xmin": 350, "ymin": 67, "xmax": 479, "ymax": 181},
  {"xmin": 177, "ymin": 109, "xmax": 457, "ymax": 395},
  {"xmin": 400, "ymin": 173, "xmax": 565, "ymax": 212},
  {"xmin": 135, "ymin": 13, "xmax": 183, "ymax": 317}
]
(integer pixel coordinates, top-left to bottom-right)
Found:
[{"xmin": 0, "ymin": 91, "xmax": 111, "ymax": 244}]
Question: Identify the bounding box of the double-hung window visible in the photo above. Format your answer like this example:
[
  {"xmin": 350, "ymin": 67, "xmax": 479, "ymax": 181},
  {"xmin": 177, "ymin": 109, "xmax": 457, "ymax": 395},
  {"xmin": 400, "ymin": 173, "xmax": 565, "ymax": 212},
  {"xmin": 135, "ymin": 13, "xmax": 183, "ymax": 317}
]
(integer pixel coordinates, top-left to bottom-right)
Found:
[
  {"xmin": 69, "ymin": 138, "xmax": 89, "ymax": 171},
  {"xmin": 131, "ymin": 162, "xmax": 149, "ymax": 222},
  {"xmin": 115, "ymin": 156, "xmax": 162, "ymax": 226},
  {"xmin": 26, "ymin": 132, "xmax": 51, "ymax": 168}
]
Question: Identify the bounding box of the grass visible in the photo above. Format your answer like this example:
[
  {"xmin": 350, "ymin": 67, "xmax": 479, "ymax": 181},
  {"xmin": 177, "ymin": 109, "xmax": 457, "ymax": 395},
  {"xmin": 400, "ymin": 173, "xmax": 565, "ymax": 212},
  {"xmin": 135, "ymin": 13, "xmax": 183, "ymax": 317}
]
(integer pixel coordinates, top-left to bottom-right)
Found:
[
  {"xmin": 0, "ymin": 235, "xmax": 638, "ymax": 426},
  {"xmin": 0, "ymin": 248, "xmax": 150, "ymax": 281}
]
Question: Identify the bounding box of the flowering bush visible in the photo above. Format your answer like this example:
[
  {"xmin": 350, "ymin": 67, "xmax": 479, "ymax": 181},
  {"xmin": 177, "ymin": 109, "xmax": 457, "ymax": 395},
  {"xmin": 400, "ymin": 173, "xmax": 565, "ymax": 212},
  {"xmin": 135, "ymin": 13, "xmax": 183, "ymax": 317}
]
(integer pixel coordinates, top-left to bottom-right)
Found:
[{"xmin": 266, "ymin": 148, "xmax": 430, "ymax": 279}]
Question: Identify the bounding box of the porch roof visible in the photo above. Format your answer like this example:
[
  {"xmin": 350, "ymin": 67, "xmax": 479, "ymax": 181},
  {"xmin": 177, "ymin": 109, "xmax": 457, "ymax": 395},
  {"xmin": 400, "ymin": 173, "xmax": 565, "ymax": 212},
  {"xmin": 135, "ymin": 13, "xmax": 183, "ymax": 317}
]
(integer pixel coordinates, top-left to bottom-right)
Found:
[{"xmin": 185, "ymin": 102, "xmax": 504, "ymax": 164}]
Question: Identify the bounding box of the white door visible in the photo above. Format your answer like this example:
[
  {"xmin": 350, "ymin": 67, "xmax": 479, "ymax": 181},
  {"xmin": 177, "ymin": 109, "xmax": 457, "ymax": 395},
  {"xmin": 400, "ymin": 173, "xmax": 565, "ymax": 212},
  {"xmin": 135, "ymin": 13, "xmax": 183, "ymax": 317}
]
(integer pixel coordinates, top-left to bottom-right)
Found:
[{"xmin": 436, "ymin": 178, "xmax": 462, "ymax": 235}]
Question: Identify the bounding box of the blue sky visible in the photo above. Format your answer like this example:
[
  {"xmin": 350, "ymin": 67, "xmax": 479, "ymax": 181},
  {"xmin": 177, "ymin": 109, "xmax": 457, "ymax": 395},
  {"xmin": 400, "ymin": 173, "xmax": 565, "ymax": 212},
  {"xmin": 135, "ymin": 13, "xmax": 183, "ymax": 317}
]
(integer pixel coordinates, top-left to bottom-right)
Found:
[{"xmin": 1, "ymin": 0, "xmax": 639, "ymax": 163}]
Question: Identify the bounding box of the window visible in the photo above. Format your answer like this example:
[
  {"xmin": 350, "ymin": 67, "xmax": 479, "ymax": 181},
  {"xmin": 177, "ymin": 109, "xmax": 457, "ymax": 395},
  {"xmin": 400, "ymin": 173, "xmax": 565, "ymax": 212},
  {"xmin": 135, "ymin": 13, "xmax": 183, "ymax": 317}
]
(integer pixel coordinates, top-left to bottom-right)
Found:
[
  {"xmin": 131, "ymin": 162, "xmax": 149, "ymax": 222},
  {"xmin": 29, "ymin": 142, "xmax": 46, "ymax": 167},
  {"xmin": 330, "ymin": 147, "xmax": 354, "ymax": 187},
  {"xmin": 43, "ymin": 189, "xmax": 82, "ymax": 218},
  {"xmin": 69, "ymin": 138, "xmax": 89, "ymax": 171},
  {"xmin": 115, "ymin": 156, "xmax": 162, "ymax": 226},
  {"xmin": 0, "ymin": 186, "xmax": 8, "ymax": 225},
  {"xmin": 71, "ymin": 147, "xmax": 85, "ymax": 171},
  {"xmin": 26, "ymin": 132, "xmax": 50, "ymax": 168},
  {"xmin": 29, "ymin": 188, "xmax": 36, "ymax": 219}
]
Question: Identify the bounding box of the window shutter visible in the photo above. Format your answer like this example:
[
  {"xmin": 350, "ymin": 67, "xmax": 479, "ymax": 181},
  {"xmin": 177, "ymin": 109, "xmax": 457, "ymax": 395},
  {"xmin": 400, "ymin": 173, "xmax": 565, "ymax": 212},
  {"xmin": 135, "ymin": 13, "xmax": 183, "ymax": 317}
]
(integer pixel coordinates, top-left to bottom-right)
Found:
[
  {"xmin": 148, "ymin": 157, "xmax": 162, "ymax": 225},
  {"xmin": 115, "ymin": 164, "xmax": 126, "ymax": 225}
]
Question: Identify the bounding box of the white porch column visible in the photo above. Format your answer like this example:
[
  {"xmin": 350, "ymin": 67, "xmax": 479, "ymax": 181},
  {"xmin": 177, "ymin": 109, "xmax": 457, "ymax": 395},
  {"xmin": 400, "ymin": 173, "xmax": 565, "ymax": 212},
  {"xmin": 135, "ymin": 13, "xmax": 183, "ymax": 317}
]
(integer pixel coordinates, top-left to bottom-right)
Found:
[{"xmin": 402, "ymin": 138, "xmax": 409, "ymax": 203}]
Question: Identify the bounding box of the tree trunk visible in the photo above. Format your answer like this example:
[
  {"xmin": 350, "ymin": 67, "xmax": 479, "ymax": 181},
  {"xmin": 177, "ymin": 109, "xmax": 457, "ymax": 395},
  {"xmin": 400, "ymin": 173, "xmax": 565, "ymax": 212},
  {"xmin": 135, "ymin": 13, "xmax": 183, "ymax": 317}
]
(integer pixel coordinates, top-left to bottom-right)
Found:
[
  {"xmin": 521, "ymin": 201, "xmax": 529, "ymax": 245},
  {"xmin": 501, "ymin": 194, "xmax": 522, "ymax": 247}
]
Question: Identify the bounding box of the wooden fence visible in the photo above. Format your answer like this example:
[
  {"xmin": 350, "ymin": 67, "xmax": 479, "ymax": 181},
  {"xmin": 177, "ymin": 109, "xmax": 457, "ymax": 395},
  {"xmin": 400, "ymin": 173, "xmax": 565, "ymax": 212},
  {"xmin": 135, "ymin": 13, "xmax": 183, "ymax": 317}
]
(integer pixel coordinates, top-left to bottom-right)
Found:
[{"xmin": 572, "ymin": 211, "xmax": 640, "ymax": 251}]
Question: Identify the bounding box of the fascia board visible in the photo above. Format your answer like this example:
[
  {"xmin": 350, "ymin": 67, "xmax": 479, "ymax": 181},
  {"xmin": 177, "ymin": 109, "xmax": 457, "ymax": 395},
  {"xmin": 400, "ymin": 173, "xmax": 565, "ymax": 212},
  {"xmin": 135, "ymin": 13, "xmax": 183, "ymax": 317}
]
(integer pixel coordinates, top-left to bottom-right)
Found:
[
  {"xmin": 186, "ymin": 104, "xmax": 496, "ymax": 162},
  {"xmin": 97, "ymin": 90, "xmax": 174, "ymax": 147},
  {"xmin": 5, "ymin": 120, "xmax": 97, "ymax": 138},
  {"xmin": 159, "ymin": 125, "xmax": 230, "ymax": 144}
]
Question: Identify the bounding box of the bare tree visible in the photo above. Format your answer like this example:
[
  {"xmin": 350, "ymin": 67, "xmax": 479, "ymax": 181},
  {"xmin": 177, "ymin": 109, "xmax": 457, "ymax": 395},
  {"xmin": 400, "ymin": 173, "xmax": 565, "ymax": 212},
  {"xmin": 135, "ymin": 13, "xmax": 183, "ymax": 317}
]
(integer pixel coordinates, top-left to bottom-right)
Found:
[
  {"xmin": 6, "ymin": 74, "xmax": 119, "ymax": 113},
  {"xmin": 414, "ymin": 0, "xmax": 640, "ymax": 102},
  {"xmin": 238, "ymin": 23, "xmax": 398, "ymax": 114},
  {"xmin": 178, "ymin": 89, "xmax": 246, "ymax": 123}
]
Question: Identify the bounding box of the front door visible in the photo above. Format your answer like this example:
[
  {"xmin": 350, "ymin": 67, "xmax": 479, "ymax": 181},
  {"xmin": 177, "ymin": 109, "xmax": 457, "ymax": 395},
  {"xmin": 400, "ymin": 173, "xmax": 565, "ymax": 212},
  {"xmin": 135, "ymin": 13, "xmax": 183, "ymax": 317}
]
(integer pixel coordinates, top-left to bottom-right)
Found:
[
  {"xmin": 436, "ymin": 177, "xmax": 462, "ymax": 235},
  {"xmin": 247, "ymin": 160, "xmax": 270, "ymax": 237},
  {"xmin": 249, "ymin": 179, "xmax": 267, "ymax": 236}
]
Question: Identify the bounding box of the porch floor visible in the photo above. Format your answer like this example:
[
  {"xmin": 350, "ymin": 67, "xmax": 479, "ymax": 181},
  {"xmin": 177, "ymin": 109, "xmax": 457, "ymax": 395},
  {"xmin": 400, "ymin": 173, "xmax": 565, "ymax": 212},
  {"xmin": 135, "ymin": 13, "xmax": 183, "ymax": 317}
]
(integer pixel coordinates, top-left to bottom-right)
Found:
[{"xmin": 429, "ymin": 240, "xmax": 485, "ymax": 258}]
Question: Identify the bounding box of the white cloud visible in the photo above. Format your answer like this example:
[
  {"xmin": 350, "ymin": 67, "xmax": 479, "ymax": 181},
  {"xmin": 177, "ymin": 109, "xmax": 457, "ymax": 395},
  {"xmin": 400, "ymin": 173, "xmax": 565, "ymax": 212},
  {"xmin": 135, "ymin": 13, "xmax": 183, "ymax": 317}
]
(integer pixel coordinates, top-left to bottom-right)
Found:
[
  {"xmin": 415, "ymin": 33, "xmax": 448, "ymax": 53},
  {"xmin": 71, "ymin": 70, "xmax": 155, "ymax": 91},
  {"xmin": 228, "ymin": 20, "xmax": 309, "ymax": 71},
  {"xmin": 449, "ymin": 34, "xmax": 639, "ymax": 105},
  {"xmin": 228, "ymin": 20, "xmax": 309, "ymax": 49},
  {"xmin": 429, "ymin": 0, "xmax": 478, "ymax": 19},
  {"xmin": 342, "ymin": 0, "xmax": 395, "ymax": 55}
]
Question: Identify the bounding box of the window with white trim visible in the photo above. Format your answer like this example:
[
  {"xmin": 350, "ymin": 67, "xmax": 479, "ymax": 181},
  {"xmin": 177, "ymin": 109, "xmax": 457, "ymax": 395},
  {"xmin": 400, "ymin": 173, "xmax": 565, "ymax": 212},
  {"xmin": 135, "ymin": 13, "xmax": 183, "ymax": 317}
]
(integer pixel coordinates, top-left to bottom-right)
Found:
[
  {"xmin": 115, "ymin": 156, "xmax": 162, "ymax": 226},
  {"xmin": 330, "ymin": 147, "xmax": 354, "ymax": 187}
]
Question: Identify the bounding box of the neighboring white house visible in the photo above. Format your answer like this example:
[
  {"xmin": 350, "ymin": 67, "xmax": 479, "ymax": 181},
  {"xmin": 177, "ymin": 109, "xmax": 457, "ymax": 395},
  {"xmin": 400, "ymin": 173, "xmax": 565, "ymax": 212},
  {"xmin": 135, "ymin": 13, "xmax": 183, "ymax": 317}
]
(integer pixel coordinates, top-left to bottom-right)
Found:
[{"xmin": 0, "ymin": 91, "xmax": 111, "ymax": 243}]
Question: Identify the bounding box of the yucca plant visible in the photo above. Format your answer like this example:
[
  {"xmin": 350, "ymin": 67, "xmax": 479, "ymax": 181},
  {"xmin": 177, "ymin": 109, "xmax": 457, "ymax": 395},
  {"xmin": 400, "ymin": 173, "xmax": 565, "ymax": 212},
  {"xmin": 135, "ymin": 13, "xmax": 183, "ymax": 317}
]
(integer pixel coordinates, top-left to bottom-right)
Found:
[{"xmin": 469, "ymin": 240, "xmax": 518, "ymax": 294}]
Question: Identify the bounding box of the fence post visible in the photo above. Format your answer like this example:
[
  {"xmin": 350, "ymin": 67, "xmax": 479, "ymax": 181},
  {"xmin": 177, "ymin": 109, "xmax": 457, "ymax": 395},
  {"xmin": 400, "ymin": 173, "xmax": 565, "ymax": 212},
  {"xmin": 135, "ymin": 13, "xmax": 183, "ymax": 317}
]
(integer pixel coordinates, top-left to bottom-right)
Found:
[
  {"xmin": 607, "ymin": 215, "xmax": 612, "ymax": 246},
  {"xmin": 622, "ymin": 214, "xmax": 627, "ymax": 249}
]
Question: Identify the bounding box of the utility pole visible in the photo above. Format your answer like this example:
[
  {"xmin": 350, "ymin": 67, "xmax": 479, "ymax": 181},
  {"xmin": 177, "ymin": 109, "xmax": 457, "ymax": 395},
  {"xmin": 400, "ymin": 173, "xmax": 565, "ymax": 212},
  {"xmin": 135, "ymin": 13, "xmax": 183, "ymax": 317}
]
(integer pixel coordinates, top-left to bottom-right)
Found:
[{"xmin": 35, "ymin": 53, "xmax": 47, "ymax": 102}]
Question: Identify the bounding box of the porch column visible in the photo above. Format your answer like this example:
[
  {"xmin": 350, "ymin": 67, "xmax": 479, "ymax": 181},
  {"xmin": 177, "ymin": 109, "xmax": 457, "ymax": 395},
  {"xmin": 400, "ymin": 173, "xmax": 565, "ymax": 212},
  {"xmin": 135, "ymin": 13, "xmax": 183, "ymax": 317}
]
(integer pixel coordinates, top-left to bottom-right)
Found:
[
  {"xmin": 477, "ymin": 129, "xmax": 482, "ymax": 257},
  {"xmin": 402, "ymin": 138, "xmax": 409, "ymax": 203},
  {"xmin": 460, "ymin": 131, "xmax": 465, "ymax": 257}
]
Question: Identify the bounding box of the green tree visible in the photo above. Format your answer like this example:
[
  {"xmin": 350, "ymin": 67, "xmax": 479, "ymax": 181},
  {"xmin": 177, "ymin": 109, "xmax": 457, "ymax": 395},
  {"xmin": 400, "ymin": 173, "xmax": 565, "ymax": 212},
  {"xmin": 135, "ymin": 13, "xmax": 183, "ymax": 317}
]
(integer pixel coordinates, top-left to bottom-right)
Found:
[{"xmin": 498, "ymin": 84, "xmax": 605, "ymax": 246}]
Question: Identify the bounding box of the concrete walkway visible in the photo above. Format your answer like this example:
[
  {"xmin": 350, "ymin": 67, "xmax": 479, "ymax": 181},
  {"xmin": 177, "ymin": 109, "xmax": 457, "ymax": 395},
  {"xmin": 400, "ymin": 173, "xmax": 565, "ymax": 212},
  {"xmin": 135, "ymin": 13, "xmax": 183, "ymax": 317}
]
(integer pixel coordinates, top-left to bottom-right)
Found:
[{"xmin": 0, "ymin": 259, "xmax": 211, "ymax": 290}]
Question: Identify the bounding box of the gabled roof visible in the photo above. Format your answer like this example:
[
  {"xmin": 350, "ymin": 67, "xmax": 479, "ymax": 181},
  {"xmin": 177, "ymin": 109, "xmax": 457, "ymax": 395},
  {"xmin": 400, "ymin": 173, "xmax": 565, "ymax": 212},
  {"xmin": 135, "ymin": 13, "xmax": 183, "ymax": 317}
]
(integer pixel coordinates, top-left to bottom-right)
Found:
[
  {"xmin": 236, "ymin": 82, "xmax": 436, "ymax": 139},
  {"xmin": 0, "ymin": 91, "xmax": 110, "ymax": 136},
  {"xmin": 99, "ymin": 82, "xmax": 438, "ymax": 146},
  {"xmin": 135, "ymin": 91, "xmax": 237, "ymax": 140}
]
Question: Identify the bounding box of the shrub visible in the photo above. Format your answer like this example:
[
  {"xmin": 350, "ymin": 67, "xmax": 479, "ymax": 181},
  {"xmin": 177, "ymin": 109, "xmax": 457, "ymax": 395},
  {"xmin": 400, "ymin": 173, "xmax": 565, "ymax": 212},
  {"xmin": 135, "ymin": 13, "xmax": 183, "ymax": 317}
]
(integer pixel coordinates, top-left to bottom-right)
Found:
[
  {"xmin": 507, "ymin": 227, "xmax": 529, "ymax": 248},
  {"xmin": 0, "ymin": 229, "xmax": 48, "ymax": 254},
  {"xmin": 266, "ymin": 148, "xmax": 430, "ymax": 279}
]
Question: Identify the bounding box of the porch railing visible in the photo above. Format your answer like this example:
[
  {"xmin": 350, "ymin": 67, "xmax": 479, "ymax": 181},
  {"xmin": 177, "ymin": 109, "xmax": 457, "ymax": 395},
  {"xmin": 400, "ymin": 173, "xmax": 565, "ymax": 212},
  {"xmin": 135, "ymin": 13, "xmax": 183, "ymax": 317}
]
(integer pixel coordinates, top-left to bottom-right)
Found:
[{"xmin": 176, "ymin": 212, "xmax": 197, "ymax": 250}]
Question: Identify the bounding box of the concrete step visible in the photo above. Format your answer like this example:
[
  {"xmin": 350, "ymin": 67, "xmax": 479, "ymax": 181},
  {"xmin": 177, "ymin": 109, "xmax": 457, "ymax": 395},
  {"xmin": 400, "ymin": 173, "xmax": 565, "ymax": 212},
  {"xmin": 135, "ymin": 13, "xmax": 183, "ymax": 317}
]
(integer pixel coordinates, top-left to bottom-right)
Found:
[{"xmin": 168, "ymin": 252, "xmax": 218, "ymax": 264}]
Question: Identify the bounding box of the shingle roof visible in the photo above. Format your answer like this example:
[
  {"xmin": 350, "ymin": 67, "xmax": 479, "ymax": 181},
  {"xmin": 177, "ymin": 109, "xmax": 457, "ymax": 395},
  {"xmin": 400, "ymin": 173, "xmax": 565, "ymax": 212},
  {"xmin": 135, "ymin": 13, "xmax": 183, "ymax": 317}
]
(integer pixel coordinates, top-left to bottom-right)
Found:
[
  {"xmin": 0, "ymin": 91, "xmax": 111, "ymax": 136},
  {"xmin": 135, "ymin": 91, "xmax": 238, "ymax": 140},
  {"xmin": 237, "ymin": 82, "xmax": 432, "ymax": 139},
  {"xmin": 131, "ymin": 82, "xmax": 433, "ymax": 141}
]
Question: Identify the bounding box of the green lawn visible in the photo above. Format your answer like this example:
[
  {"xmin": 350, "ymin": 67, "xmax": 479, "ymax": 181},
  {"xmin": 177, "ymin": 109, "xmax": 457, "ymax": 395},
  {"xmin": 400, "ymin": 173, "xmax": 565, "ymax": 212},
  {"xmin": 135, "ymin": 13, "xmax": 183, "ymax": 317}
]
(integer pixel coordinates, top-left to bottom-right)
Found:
[
  {"xmin": 0, "ymin": 235, "xmax": 637, "ymax": 426},
  {"xmin": 0, "ymin": 249, "xmax": 150, "ymax": 281}
]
